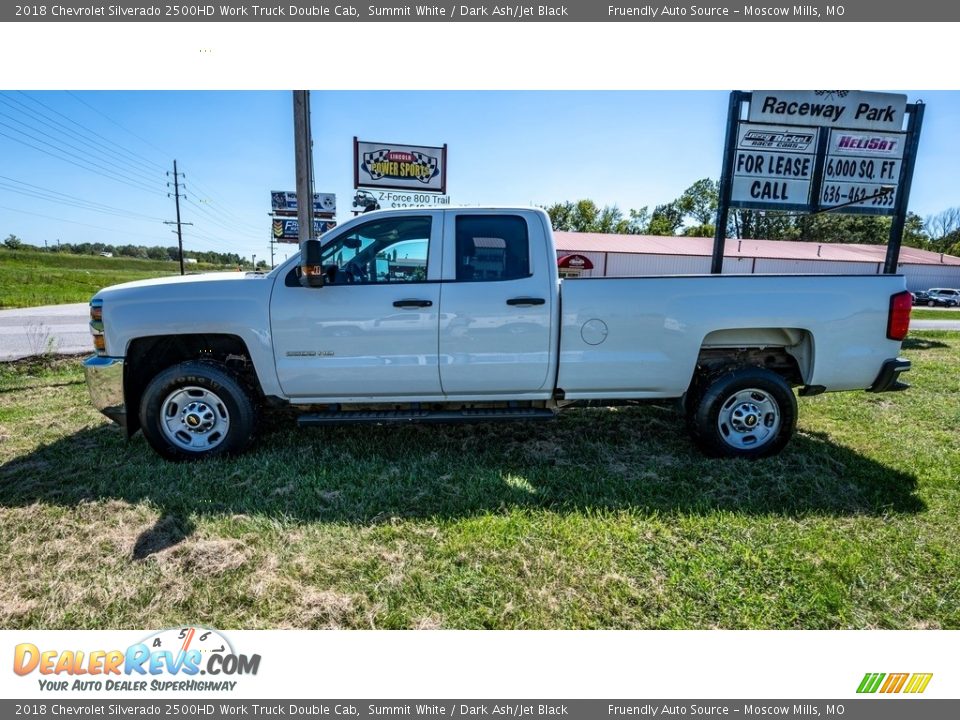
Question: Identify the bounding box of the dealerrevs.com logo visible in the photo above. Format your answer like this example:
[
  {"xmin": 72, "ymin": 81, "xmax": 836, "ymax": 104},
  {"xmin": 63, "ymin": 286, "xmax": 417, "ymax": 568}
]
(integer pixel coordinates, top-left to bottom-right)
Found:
[
  {"xmin": 857, "ymin": 672, "xmax": 933, "ymax": 694},
  {"xmin": 13, "ymin": 627, "xmax": 260, "ymax": 693}
]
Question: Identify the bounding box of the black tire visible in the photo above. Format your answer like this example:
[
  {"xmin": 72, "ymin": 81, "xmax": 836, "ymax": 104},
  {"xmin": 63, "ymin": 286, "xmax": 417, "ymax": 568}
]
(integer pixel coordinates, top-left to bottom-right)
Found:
[
  {"xmin": 927, "ymin": 300, "xmax": 935, "ymax": 307},
  {"xmin": 139, "ymin": 361, "xmax": 256, "ymax": 461},
  {"xmin": 687, "ymin": 367, "xmax": 797, "ymax": 459}
]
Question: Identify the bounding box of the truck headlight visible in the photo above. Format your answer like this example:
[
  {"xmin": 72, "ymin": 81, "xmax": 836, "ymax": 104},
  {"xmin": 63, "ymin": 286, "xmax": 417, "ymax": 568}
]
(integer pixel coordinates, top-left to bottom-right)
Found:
[{"xmin": 90, "ymin": 299, "xmax": 106, "ymax": 356}]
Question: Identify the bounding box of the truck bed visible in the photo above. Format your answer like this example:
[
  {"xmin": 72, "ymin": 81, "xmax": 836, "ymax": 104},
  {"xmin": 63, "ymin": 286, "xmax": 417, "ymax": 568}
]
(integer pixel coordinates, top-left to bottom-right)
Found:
[{"xmin": 556, "ymin": 273, "xmax": 907, "ymax": 399}]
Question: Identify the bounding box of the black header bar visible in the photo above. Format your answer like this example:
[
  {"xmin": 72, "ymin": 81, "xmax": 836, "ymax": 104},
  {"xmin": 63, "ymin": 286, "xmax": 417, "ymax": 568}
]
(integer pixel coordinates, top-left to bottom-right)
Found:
[{"xmin": 5, "ymin": 1, "xmax": 960, "ymax": 22}]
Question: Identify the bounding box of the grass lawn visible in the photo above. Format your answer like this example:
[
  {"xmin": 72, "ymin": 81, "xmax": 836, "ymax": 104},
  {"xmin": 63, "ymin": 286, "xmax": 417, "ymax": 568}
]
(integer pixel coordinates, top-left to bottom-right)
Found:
[
  {"xmin": 0, "ymin": 250, "xmax": 235, "ymax": 309},
  {"xmin": 911, "ymin": 307, "xmax": 960, "ymax": 321},
  {"xmin": 0, "ymin": 332, "xmax": 957, "ymax": 630}
]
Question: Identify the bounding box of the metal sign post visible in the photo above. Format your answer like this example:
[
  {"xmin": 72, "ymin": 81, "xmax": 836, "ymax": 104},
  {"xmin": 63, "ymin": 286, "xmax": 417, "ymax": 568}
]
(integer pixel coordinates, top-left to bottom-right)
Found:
[
  {"xmin": 711, "ymin": 90, "xmax": 923, "ymax": 276},
  {"xmin": 884, "ymin": 102, "xmax": 925, "ymax": 274}
]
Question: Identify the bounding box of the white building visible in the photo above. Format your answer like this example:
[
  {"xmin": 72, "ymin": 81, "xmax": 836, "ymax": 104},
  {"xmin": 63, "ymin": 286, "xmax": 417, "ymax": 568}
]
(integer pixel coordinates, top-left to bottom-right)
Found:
[{"xmin": 554, "ymin": 232, "xmax": 960, "ymax": 291}]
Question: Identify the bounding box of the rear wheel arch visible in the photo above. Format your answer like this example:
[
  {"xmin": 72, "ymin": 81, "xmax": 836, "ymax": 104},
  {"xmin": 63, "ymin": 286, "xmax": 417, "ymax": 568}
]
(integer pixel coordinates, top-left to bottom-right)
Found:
[{"xmin": 687, "ymin": 366, "xmax": 797, "ymax": 459}]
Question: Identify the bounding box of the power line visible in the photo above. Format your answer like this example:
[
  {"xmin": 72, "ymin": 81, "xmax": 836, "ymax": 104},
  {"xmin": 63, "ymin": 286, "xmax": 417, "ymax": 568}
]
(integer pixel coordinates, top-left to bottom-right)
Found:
[
  {"xmin": 0, "ymin": 183, "xmax": 166, "ymax": 223},
  {"xmin": 13, "ymin": 91, "xmax": 169, "ymax": 177},
  {"xmin": 0, "ymin": 93, "xmax": 163, "ymax": 182},
  {"xmin": 65, "ymin": 91, "xmax": 171, "ymax": 170},
  {"xmin": 180, "ymin": 172, "xmax": 265, "ymax": 234},
  {"xmin": 0, "ymin": 109, "xmax": 164, "ymax": 191},
  {"xmin": 0, "ymin": 126, "xmax": 165, "ymax": 196},
  {"xmin": 183, "ymin": 197, "xmax": 262, "ymax": 240},
  {"xmin": 0, "ymin": 175, "xmax": 166, "ymax": 221},
  {"xmin": 0, "ymin": 204, "xmax": 173, "ymax": 244}
]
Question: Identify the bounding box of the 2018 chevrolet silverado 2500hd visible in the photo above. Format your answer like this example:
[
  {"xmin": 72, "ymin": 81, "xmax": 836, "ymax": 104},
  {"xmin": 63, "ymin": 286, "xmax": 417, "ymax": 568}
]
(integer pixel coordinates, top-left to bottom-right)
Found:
[{"xmin": 83, "ymin": 208, "xmax": 912, "ymax": 461}]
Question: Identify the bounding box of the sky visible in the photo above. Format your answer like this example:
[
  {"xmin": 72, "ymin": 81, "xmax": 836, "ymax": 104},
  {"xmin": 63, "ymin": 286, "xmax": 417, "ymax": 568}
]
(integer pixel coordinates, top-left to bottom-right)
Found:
[{"xmin": 1, "ymin": 90, "xmax": 959, "ymax": 265}]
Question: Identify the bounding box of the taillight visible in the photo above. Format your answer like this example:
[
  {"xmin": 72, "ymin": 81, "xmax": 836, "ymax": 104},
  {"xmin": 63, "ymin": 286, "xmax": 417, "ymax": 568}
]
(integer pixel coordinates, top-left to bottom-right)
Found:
[{"xmin": 887, "ymin": 291, "xmax": 912, "ymax": 341}]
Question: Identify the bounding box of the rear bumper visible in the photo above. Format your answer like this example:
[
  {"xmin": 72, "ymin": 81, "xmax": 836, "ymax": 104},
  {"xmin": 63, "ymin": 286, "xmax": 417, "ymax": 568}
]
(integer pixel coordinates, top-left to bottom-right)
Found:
[
  {"xmin": 83, "ymin": 355, "xmax": 126, "ymax": 426},
  {"xmin": 867, "ymin": 357, "xmax": 911, "ymax": 393}
]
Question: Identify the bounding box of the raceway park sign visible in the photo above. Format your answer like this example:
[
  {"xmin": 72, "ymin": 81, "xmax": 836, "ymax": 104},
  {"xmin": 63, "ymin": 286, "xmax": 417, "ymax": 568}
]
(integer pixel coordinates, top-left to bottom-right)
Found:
[
  {"xmin": 354, "ymin": 138, "xmax": 447, "ymax": 193},
  {"xmin": 727, "ymin": 90, "xmax": 918, "ymax": 216},
  {"xmin": 748, "ymin": 91, "xmax": 906, "ymax": 131}
]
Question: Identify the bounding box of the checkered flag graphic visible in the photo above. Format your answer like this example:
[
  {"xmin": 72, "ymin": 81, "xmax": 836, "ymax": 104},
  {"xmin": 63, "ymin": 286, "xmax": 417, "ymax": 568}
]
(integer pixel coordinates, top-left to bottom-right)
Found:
[
  {"xmin": 412, "ymin": 152, "xmax": 439, "ymax": 183},
  {"xmin": 362, "ymin": 149, "xmax": 392, "ymax": 179}
]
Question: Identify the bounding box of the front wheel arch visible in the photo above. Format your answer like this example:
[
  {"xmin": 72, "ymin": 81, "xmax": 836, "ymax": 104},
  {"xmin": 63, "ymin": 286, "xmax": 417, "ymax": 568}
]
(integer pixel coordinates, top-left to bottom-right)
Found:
[{"xmin": 138, "ymin": 361, "xmax": 257, "ymax": 461}]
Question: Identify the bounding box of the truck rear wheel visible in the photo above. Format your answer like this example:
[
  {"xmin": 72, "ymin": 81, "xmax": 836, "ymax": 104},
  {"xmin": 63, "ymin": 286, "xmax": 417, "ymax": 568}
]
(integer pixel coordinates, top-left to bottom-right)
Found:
[
  {"xmin": 687, "ymin": 367, "xmax": 796, "ymax": 459},
  {"xmin": 139, "ymin": 361, "xmax": 256, "ymax": 461}
]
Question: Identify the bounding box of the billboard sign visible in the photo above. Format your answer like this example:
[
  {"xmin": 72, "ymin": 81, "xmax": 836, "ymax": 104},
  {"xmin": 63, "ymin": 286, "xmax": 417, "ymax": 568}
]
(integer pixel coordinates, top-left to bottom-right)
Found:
[
  {"xmin": 820, "ymin": 130, "xmax": 905, "ymax": 211},
  {"xmin": 712, "ymin": 89, "xmax": 924, "ymax": 275},
  {"xmin": 270, "ymin": 191, "xmax": 336, "ymax": 215},
  {"xmin": 354, "ymin": 138, "xmax": 447, "ymax": 193},
  {"xmin": 748, "ymin": 91, "xmax": 907, "ymax": 132},
  {"xmin": 730, "ymin": 123, "xmax": 819, "ymax": 208},
  {"xmin": 272, "ymin": 217, "xmax": 337, "ymax": 243}
]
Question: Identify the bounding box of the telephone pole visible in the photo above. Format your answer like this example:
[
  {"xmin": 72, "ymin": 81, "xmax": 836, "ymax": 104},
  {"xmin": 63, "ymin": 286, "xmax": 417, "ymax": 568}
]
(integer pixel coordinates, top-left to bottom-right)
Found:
[{"xmin": 165, "ymin": 160, "xmax": 192, "ymax": 275}]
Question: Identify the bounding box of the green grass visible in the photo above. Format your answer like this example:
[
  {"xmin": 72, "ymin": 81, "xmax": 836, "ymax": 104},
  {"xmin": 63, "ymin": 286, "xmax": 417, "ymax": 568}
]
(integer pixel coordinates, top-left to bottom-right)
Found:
[
  {"xmin": 0, "ymin": 249, "xmax": 235, "ymax": 308},
  {"xmin": 911, "ymin": 307, "xmax": 960, "ymax": 321},
  {"xmin": 0, "ymin": 333, "xmax": 958, "ymax": 629}
]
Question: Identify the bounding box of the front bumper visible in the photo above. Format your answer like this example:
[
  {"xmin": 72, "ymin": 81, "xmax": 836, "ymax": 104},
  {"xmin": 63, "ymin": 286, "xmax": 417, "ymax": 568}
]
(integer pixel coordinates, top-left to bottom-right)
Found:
[
  {"xmin": 83, "ymin": 355, "xmax": 126, "ymax": 426},
  {"xmin": 867, "ymin": 357, "xmax": 911, "ymax": 393}
]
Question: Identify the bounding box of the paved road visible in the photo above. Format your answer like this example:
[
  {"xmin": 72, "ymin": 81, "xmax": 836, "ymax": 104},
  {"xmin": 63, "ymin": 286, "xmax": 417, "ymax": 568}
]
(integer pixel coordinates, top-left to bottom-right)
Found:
[
  {"xmin": 912, "ymin": 319, "xmax": 960, "ymax": 330},
  {"xmin": 0, "ymin": 303, "xmax": 958, "ymax": 362},
  {"xmin": 0, "ymin": 303, "xmax": 90, "ymax": 360}
]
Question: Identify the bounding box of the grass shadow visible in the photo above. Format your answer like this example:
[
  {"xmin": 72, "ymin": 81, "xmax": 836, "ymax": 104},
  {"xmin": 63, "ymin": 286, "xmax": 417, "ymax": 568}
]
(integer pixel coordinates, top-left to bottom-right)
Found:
[
  {"xmin": 0, "ymin": 403, "xmax": 924, "ymax": 553},
  {"xmin": 903, "ymin": 337, "xmax": 949, "ymax": 350}
]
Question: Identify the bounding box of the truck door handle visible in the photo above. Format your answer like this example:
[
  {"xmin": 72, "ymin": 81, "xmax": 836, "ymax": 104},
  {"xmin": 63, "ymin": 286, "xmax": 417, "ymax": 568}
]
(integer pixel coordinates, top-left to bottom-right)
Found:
[
  {"xmin": 506, "ymin": 297, "xmax": 545, "ymax": 306},
  {"xmin": 393, "ymin": 299, "xmax": 433, "ymax": 308}
]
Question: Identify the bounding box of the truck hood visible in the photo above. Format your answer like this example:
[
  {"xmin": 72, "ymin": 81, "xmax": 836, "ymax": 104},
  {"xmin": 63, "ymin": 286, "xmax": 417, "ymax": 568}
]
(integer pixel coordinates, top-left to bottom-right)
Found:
[{"xmin": 94, "ymin": 271, "xmax": 268, "ymax": 298}]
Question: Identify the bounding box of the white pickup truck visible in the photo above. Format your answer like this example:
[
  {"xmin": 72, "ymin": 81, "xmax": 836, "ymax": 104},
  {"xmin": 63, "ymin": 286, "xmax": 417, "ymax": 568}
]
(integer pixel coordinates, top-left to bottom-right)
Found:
[{"xmin": 83, "ymin": 207, "xmax": 913, "ymax": 461}]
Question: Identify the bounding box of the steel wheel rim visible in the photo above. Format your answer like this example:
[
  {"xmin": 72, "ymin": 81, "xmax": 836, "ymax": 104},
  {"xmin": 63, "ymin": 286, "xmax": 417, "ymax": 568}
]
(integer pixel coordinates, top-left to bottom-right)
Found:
[
  {"xmin": 717, "ymin": 387, "xmax": 781, "ymax": 450},
  {"xmin": 159, "ymin": 385, "xmax": 230, "ymax": 452}
]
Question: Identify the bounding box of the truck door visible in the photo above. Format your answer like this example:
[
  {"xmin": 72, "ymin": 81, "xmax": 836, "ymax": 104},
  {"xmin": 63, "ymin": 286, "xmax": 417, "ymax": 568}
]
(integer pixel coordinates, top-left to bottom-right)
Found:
[
  {"xmin": 271, "ymin": 213, "xmax": 443, "ymax": 399},
  {"xmin": 438, "ymin": 213, "xmax": 554, "ymax": 395}
]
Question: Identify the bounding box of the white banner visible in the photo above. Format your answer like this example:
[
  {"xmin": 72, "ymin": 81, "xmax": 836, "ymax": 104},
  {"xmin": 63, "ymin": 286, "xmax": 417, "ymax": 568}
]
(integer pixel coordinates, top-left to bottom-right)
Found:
[{"xmin": 2, "ymin": 630, "xmax": 957, "ymax": 700}]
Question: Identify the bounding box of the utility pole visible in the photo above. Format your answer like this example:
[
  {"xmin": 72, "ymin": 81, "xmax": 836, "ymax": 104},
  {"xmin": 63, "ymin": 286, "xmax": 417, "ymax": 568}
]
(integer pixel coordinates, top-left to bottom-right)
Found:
[
  {"xmin": 294, "ymin": 91, "xmax": 322, "ymax": 286},
  {"xmin": 165, "ymin": 160, "xmax": 192, "ymax": 275}
]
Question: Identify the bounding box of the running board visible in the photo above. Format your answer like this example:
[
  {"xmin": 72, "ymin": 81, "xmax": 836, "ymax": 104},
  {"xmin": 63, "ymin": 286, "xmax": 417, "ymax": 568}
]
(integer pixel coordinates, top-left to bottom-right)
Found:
[{"xmin": 297, "ymin": 407, "xmax": 556, "ymax": 426}]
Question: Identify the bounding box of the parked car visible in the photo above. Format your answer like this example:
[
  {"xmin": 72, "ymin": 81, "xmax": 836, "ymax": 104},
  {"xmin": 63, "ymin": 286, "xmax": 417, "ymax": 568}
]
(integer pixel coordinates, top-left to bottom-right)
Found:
[
  {"xmin": 911, "ymin": 291, "xmax": 931, "ymax": 305},
  {"xmin": 924, "ymin": 288, "xmax": 960, "ymax": 307}
]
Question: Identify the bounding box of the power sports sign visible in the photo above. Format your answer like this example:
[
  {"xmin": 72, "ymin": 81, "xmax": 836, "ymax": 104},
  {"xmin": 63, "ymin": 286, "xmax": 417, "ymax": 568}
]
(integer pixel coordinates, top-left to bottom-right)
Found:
[
  {"xmin": 354, "ymin": 138, "xmax": 447, "ymax": 193},
  {"xmin": 712, "ymin": 90, "xmax": 924, "ymax": 274}
]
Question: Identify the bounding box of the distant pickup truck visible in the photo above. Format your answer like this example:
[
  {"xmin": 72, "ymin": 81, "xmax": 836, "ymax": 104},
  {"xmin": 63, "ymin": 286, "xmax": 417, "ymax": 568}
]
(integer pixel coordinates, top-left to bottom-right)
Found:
[{"xmin": 83, "ymin": 208, "xmax": 912, "ymax": 461}]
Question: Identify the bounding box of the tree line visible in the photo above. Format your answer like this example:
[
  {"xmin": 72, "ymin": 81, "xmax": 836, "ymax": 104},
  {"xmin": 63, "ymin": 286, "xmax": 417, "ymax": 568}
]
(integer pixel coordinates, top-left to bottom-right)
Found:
[
  {"xmin": 545, "ymin": 178, "xmax": 960, "ymax": 257},
  {"xmin": 1, "ymin": 235, "xmax": 249, "ymax": 267}
]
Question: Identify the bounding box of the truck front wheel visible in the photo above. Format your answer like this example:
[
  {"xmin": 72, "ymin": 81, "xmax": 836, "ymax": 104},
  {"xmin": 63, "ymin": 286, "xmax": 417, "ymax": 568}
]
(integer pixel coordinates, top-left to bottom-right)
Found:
[
  {"xmin": 687, "ymin": 367, "xmax": 796, "ymax": 459},
  {"xmin": 139, "ymin": 361, "xmax": 256, "ymax": 461}
]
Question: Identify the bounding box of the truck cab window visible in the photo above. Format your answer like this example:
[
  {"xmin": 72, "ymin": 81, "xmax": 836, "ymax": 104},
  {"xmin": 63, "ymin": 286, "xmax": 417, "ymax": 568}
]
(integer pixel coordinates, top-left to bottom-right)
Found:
[
  {"xmin": 455, "ymin": 215, "xmax": 530, "ymax": 281},
  {"xmin": 319, "ymin": 216, "xmax": 431, "ymax": 284}
]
